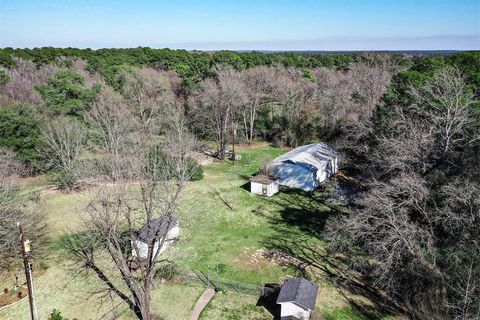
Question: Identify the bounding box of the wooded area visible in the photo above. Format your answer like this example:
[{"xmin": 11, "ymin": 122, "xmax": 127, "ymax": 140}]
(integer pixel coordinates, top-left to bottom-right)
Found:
[{"xmin": 0, "ymin": 48, "xmax": 479, "ymax": 320}]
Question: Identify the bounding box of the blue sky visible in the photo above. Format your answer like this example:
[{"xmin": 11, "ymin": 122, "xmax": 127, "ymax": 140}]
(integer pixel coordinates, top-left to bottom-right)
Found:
[{"xmin": 1, "ymin": 0, "xmax": 479, "ymax": 50}]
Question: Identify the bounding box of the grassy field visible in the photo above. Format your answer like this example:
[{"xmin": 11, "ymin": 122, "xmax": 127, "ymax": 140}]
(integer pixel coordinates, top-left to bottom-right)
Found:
[
  {"xmin": 177, "ymin": 143, "xmax": 325, "ymax": 284},
  {"xmin": 0, "ymin": 143, "xmax": 381, "ymax": 320}
]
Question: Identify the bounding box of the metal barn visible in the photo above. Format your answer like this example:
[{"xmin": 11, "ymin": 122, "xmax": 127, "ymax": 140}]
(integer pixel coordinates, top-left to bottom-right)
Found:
[{"xmin": 268, "ymin": 143, "xmax": 339, "ymax": 192}]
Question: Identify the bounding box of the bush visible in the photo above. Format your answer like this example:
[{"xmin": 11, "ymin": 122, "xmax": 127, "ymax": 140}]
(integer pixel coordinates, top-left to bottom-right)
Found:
[
  {"xmin": 48, "ymin": 309, "xmax": 69, "ymax": 320},
  {"xmin": 155, "ymin": 263, "xmax": 179, "ymax": 280},
  {"xmin": 50, "ymin": 168, "xmax": 76, "ymax": 189},
  {"xmin": 57, "ymin": 230, "xmax": 104, "ymax": 256},
  {"xmin": 187, "ymin": 157, "xmax": 203, "ymax": 181},
  {"xmin": 147, "ymin": 147, "xmax": 203, "ymax": 182},
  {"xmin": 75, "ymin": 158, "xmax": 110, "ymax": 179}
]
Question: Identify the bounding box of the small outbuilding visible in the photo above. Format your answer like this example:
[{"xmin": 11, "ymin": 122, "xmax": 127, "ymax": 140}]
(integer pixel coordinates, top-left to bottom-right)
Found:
[
  {"xmin": 131, "ymin": 217, "xmax": 179, "ymax": 261},
  {"xmin": 249, "ymin": 175, "xmax": 279, "ymax": 197},
  {"xmin": 268, "ymin": 143, "xmax": 339, "ymax": 192},
  {"xmin": 276, "ymin": 277, "xmax": 319, "ymax": 320}
]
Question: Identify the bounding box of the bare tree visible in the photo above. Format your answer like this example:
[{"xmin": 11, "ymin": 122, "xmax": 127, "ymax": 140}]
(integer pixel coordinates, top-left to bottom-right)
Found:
[
  {"xmin": 190, "ymin": 67, "xmax": 247, "ymax": 157},
  {"xmin": 70, "ymin": 58, "xmax": 105, "ymax": 86},
  {"xmin": 374, "ymin": 106, "xmax": 436, "ymax": 176},
  {"xmin": 326, "ymin": 68, "xmax": 480, "ymax": 319},
  {"xmin": 90, "ymin": 87, "xmax": 135, "ymax": 180},
  {"xmin": 350, "ymin": 55, "xmax": 400, "ymax": 120},
  {"xmin": 0, "ymin": 58, "xmax": 58, "ymax": 105},
  {"xmin": 61, "ymin": 111, "xmax": 196, "ymax": 320},
  {"xmin": 0, "ymin": 148, "xmax": 45, "ymax": 269},
  {"xmin": 313, "ymin": 55, "xmax": 398, "ymax": 133},
  {"xmin": 41, "ymin": 117, "xmax": 86, "ymax": 189},
  {"xmin": 409, "ymin": 67, "xmax": 474, "ymax": 158},
  {"xmin": 241, "ymin": 67, "xmax": 275, "ymax": 143},
  {"xmin": 122, "ymin": 68, "xmax": 176, "ymax": 135},
  {"xmin": 273, "ymin": 67, "xmax": 316, "ymax": 146}
]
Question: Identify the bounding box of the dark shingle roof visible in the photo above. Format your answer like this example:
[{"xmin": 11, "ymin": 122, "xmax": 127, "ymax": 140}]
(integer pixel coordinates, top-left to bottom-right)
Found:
[
  {"xmin": 276, "ymin": 278, "xmax": 319, "ymax": 310},
  {"xmin": 136, "ymin": 217, "xmax": 178, "ymax": 243}
]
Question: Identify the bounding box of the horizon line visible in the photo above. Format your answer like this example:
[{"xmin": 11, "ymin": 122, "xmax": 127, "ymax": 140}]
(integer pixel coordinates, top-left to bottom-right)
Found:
[{"xmin": 2, "ymin": 34, "xmax": 478, "ymax": 51}]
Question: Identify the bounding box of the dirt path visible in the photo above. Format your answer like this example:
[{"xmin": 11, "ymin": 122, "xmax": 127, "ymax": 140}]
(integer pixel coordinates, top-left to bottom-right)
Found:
[{"xmin": 189, "ymin": 287, "xmax": 215, "ymax": 320}]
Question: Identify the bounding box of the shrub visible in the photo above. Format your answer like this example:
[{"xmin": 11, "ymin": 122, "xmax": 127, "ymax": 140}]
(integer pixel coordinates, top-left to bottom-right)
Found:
[
  {"xmin": 147, "ymin": 147, "xmax": 203, "ymax": 182},
  {"xmin": 155, "ymin": 263, "xmax": 179, "ymax": 280},
  {"xmin": 50, "ymin": 168, "xmax": 76, "ymax": 189},
  {"xmin": 187, "ymin": 157, "xmax": 203, "ymax": 181},
  {"xmin": 48, "ymin": 309, "xmax": 69, "ymax": 320},
  {"xmin": 57, "ymin": 230, "xmax": 104, "ymax": 253}
]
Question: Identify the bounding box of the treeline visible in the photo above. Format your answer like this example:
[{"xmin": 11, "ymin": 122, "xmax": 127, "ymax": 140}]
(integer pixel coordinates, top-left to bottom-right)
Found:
[
  {"xmin": 324, "ymin": 53, "xmax": 480, "ymax": 319},
  {"xmin": 0, "ymin": 52, "xmax": 403, "ymax": 173},
  {"xmin": 0, "ymin": 47, "xmax": 362, "ymax": 89},
  {"xmin": 0, "ymin": 47, "xmax": 479, "ymax": 319},
  {"xmin": 0, "ymin": 50, "xmax": 478, "ymax": 172}
]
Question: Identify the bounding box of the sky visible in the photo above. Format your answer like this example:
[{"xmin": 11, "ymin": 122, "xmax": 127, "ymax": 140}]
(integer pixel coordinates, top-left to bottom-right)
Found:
[{"xmin": 0, "ymin": 0, "xmax": 479, "ymax": 50}]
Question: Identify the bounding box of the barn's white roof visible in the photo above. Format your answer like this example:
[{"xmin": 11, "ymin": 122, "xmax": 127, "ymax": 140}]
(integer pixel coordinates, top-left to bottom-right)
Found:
[{"xmin": 271, "ymin": 143, "xmax": 338, "ymax": 172}]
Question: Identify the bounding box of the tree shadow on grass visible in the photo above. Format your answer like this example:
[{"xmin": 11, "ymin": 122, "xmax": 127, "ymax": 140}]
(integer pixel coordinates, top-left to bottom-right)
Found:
[
  {"xmin": 258, "ymin": 188, "xmax": 405, "ymax": 319},
  {"xmin": 264, "ymin": 187, "xmax": 341, "ymax": 238}
]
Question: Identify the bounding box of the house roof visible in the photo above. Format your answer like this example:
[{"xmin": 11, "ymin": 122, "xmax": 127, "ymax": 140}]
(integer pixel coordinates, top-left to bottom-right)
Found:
[
  {"xmin": 249, "ymin": 174, "xmax": 278, "ymax": 184},
  {"xmin": 135, "ymin": 217, "xmax": 178, "ymax": 243},
  {"xmin": 276, "ymin": 278, "xmax": 319, "ymax": 310},
  {"xmin": 270, "ymin": 143, "xmax": 338, "ymax": 172}
]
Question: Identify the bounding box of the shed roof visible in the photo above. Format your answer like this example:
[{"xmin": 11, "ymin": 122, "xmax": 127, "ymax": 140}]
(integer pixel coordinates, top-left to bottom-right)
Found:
[
  {"xmin": 271, "ymin": 143, "xmax": 338, "ymax": 172},
  {"xmin": 135, "ymin": 217, "xmax": 178, "ymax": 243},
  {"xmin": 249, "ymin": 175, "xmax": 278, "ymax": 184},
  {"xmin": 276, "ymin": 277, "xmax": 319, "ymax": 310}
]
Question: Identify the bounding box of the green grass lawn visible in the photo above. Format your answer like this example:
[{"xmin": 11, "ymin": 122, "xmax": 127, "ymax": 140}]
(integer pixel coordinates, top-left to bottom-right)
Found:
[
  {"xmin": 0, "ymin": 263, "xmax": 120, "ymax": 320},
  {"xmin": 199, "ymin": 291, "xmax": 271, "ymax": 320},
  {"xmin": 0, "ymin": 143, "xmax": 386, "ymax": 320},
  {"xmin": 176, "ymin": 144, "xmax": 332, "ymax": 284}
]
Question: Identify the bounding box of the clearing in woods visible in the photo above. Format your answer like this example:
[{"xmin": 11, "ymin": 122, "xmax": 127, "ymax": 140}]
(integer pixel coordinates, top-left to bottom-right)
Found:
[{"xmin": 0, "ymin": 143, "xmax": 388, "ymax": 320}]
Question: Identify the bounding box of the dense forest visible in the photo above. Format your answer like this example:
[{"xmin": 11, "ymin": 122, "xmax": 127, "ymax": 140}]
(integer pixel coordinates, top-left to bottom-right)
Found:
[{"xmin": 0, "ymin": 48, "xmax": 479, "ymax": 319}]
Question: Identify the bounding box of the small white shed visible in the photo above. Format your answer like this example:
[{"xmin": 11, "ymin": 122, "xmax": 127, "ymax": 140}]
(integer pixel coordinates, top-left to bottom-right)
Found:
[
  {"xmin": 268, "ymin": 143, "xmax": 339, "ymax": 192},
  {"xmin": 276, "ymin": 277, "xmax": 319, "ymax": 320},
  {"xmin": 250, "ymin": 175, "xmax": 279, "ymax": 197},
  {"xmin": 131, "ymin": 217, "xmax": 179, "ymax": 261}
]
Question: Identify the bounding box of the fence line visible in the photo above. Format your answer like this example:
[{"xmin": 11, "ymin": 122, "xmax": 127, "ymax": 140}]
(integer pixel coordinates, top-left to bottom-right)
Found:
[{"xmin": 97, "ymin": 268, "xmax": 267, "ymax": 319}]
